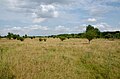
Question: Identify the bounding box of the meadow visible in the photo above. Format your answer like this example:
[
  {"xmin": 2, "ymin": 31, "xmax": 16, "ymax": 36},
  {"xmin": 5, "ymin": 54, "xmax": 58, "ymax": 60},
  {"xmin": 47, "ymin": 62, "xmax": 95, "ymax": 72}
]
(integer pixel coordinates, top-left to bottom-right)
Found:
[{"xmin": 0, "ymin": 38, "xmax": 120, "ymax": 79}]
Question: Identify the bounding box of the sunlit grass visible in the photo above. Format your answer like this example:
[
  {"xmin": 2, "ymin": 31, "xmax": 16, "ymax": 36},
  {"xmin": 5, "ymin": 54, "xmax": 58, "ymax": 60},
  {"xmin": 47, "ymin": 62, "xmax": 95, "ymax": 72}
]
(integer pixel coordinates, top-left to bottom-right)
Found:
[{"xmin": 0, "ymin": 38, "xmax": 120, "ymax": 79}]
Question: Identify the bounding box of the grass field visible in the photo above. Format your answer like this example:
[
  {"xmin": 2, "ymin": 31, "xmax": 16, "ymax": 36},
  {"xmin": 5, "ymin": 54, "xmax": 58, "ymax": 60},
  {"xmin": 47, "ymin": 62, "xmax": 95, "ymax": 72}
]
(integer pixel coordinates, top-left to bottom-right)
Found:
[{"xmin": 0, "ymin": 38, "xmax": 120, "ymax": 79}]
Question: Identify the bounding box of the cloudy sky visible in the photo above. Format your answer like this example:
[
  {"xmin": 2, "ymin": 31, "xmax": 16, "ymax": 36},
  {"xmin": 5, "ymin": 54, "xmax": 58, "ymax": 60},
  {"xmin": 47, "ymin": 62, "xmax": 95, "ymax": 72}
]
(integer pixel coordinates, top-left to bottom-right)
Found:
[{"xmin": 0, "ymin": 0, "xmax": 120, "ymax": 36}]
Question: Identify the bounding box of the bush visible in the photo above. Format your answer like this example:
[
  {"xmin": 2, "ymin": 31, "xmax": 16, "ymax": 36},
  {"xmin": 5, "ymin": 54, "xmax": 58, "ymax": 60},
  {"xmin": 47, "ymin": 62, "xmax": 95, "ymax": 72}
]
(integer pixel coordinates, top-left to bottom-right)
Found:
[
  {"xmin": 30, "ymin": 37, "xmax": 33, "ymax": 39},
  {"xmin": 43, "ymin": 38, "xmax": 47, "ymax": 42},
  {"xmin": 19, "ymin": 37, "xmax": 24, "ymax": 41},
  {"xmin": 59, "ymin": 37, "xmax": 66, "ymax": 41},
  {"xmin": 39, "ymin": 38, "xmax": 43, "ymax": 41}
]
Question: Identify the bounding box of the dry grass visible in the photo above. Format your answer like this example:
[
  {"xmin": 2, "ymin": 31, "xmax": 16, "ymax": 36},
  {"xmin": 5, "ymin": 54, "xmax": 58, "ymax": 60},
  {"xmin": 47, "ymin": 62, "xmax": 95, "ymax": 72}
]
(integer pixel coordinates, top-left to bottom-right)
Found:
[{"xmin": 0, "ymin": 38, "xmax": 120, "ymax": 79}]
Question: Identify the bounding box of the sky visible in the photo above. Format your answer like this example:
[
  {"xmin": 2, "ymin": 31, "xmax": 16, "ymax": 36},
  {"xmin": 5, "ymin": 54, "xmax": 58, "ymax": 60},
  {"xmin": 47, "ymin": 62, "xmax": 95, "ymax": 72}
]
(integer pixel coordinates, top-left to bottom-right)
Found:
[{"xmin": 0, "ymin": 0, "xmax": 120, "ymax": 36}]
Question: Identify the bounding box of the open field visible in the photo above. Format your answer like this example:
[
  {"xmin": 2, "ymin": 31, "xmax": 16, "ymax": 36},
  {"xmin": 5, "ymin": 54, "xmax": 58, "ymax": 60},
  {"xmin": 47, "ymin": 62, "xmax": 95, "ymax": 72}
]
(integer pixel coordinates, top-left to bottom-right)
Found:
[{"xmin": 0, "ymin": 38, "xmax": 120, "ymax": 79}]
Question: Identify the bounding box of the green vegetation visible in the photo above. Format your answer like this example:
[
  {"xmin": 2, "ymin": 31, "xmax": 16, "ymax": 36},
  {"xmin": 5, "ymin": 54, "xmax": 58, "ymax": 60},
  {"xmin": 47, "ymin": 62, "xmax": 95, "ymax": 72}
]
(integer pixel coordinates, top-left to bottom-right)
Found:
[
  {"xmin": 39, "ymin": 38, "xmax": 43, "ymax": 41},
  {"xmin": 49, "ymin": 25, "xmax": 120, "ymax": 41},
  {"xmin": 59, "ymin": 37, "xmax": 66, "ymax": 41},
  {"xmin": 0, "ymin": 47, "xmax": 15, "ymax": 79},
  {"xmin": 39, "ymin": 38, "xmax": 47, "ymax": 42},
  {"xmin": 85, "ymin": 25, "xmax": 100, "ymax": 43},
  {"xmin": 43, "ymin": 38, "xmax": 47, "ymax": 42},
  {"xmin": 6, "ymin": 32, "xmax": 24, "ymax": 41}
]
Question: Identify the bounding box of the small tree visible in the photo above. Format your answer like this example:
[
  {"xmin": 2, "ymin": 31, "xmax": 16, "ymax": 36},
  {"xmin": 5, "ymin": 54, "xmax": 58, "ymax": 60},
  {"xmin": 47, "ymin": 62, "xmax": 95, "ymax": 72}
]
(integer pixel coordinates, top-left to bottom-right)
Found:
[
  {"xmin": 59, "ymin": 37, "xmax": 66, "ymax": 41},
  {"xmin": 85, "ymin": 25, "xmax": 100, "ymax": 43},
  {"xmin": 7, "ymin": 32, "xmax": 13, "ymax": 39},
  {"xmin": 85, "ymin": 30, "xmax": 95, "ymax": 43}
]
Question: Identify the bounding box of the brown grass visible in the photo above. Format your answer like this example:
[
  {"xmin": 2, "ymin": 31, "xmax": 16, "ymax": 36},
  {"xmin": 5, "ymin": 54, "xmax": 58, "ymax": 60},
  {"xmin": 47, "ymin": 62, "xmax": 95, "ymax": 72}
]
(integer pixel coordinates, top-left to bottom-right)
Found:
[{"xmin": 0, "ymin": 38, "xmax": 120, "ymax": 79}]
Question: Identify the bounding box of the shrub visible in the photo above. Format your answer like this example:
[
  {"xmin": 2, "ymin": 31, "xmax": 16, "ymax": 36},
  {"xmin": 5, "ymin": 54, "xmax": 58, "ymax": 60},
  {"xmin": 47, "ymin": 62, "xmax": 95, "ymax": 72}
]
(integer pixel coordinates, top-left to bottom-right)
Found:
[
  {"xmin": 19, "ymin": 37, "xmax": 24, "ymax": 41},
  {"xmin": 30, "ymin": 37, "xmax": 33, "ymax": 39},
  {"xmin": 39, "ymin": 38, "xmax": 43, "ymax": 41},
  {"xmin": 43, "ymin": 38, "xmax": 47, "ymax": 42},
  {"xmin": 59, "ymin": 37, "xmax": 66, "ymax": 41}
]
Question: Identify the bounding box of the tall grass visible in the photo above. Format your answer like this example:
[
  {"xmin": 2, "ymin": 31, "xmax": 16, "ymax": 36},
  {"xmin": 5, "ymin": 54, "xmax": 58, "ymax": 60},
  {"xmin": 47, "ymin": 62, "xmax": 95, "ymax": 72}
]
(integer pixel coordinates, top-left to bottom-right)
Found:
[{"xmin": 0, "ymin": 38, "xmax": 120, "ymax": 79}]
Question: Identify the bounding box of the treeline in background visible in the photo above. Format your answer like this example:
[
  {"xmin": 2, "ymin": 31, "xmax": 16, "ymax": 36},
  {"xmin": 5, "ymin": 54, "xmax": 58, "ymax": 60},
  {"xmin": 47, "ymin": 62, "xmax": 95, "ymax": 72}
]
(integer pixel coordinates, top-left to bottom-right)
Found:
[{"xmin": 0, "ymin": 25, "xmax": 120, "ymax": 42}]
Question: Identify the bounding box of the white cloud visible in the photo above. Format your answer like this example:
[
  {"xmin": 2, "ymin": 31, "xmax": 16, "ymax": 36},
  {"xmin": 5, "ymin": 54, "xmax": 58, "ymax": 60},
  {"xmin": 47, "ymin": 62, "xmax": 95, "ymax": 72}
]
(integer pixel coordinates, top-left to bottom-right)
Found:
[
  {"xmin": 0, "ymin": 25, "xmax": 49, "ymax": 35},
  {"xmin": 5, "ymin": 0, "xmax": 59, "ymax": 22},
  {"xmin": 4, "ymin": 0, "xmax": 120, "ymax": 22},
  {"xmin": 1, "ymin": 0, "xmax": 120, "ymax": 36},
  {"xmin": 33, "ymin": 18, "xmax": 46, "ymax": 23},
  {"xmin": 94, "ymin": 23, "xmax": 120, "ymax": 31},
  {"xmin": 30, "ymin": 25, "xmax": 48, "ymax": 30},
  {"xmin": 87, "ymin": 18, "xmax": 97, "ymax": 22},
  {"xmin": 34, "ymin": 4, "xmax": 59, "ymax": 18},
  {"xmin": 55, "ymin": 25, "xmax": 69, "ymax": 32}
]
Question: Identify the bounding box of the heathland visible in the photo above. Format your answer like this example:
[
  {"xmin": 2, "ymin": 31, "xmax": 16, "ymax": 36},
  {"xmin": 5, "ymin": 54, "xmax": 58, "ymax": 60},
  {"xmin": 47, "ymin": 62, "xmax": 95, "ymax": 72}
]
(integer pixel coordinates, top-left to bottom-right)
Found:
[{"xmin": 0, "ymin": 38, "xmax": 120, "ymax": 79}]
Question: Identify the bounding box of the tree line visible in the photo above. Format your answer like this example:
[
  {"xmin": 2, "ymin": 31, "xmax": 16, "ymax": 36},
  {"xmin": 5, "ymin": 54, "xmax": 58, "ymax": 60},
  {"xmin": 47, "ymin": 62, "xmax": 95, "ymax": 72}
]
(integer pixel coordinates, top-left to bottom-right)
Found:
[
  {"xmin": 49, "ymin": 25, "xmax": 120, "ymax": 43},
  {"xmin": 0, "ymin": 25, "xmax": 120, "ymax": 43}
]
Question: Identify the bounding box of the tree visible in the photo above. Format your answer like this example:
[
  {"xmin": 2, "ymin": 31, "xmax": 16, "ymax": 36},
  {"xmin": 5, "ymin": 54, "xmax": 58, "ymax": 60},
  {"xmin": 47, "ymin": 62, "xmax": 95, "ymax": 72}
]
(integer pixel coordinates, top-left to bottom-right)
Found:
[
  {"xmin": 94, "ymin": 28, "xmax": 100, "ymax": 38},
  {"xmin": 85, "ymin": 25, "xmax": 100, "ymax": 43},
  {"xmin": 85, "ymin": 30, "xmax": 95, "ymax": 43},
  {"xmin": 7, "ymin": 32, "xmax": 13, "ymax": 39},
  {"xmin": 24, "ymin": 34, "xmax": 28, "ymax": 38},
  {"xmin": 0, "ymin": 35, "xmax": 1, "ymax": 39}
]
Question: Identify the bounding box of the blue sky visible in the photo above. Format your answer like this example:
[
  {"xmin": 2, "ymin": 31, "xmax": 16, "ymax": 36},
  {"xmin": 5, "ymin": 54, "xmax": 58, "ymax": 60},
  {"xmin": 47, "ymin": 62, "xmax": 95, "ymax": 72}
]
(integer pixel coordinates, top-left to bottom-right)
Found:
[{"xmin": 0, "ymin": 0, "xmax": 120, "ymax": 36}]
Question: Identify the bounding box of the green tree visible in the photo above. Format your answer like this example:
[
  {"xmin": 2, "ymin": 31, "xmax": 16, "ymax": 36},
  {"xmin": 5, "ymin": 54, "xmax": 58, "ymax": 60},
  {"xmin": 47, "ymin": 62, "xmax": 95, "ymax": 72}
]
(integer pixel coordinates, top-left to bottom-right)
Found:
[
  {"xmin": 0, "ymin": 35, "xmax": 1, "ymax": 39},
  {"xmin": 85, "ymin": 25, "xmax": 100, "ymax": 43},
  {"xmin": 85, "ymin": 30, "xmax": 95, "ymax": 43},
  {"xmin": 24, "ymin": 34, "xmax": 28, "ymax": 38},
  {"xmin": 7, "ymin": 32, "xmax": 13, "ymax": 39},
  {"xmin": 59, "ymin": 37, "xmax": 66, "ymax": 41}
]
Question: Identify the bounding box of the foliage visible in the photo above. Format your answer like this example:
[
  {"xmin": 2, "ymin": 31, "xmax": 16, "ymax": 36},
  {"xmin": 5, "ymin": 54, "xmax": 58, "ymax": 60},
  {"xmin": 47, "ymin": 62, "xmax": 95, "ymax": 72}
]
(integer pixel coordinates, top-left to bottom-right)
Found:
[
  {"xmin": 7, "ymin": 32, "xmax": 13, "ymax": 39},
  {"xmin": 39, "ymin": 38, "xmax": 47, "ymax": 42},
  {"xmin": 6, "ymin": 32, "xmax": 24, "ymax": 41},
  {"xmin": 59, "ymin": 37, "xmax": 66, "ymax": 41},
  {"xmin": 85, "ymin": 30, "xmax": 95, "ymax": 43},
  {"xmin": 23, "ymin": 34, "xmax": 28, "ymax": 38},
  {"xmin": 0, "ymin": 35, "xmax": 1, "ymax": 39},
  {"xmin": 85, "ymin": 25, "xmax": 100, "ymax": 43},
  {"xmin": 30, "ymin": 36, "xmax": 35, "ymax": 39},
  {"xmin": 39, "ymin": 38, "xmax": 43, "ymax": 41},
  {"xmin": 43, "ymin": 38, "xmax": 47, "ymax": 42},
  {"xmin": 19, "ymin": 37, "xmax": 24, "ymax": 41}
]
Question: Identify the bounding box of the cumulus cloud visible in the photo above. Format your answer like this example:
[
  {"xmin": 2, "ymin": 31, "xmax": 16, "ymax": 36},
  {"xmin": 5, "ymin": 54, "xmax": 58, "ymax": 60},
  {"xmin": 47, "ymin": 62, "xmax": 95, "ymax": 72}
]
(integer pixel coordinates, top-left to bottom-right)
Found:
[
  {"xmin": 5, "ymin": 0, "xmax": 60, "ymax": 23},
  {"xmin": 94, "ymin": 23, "xmax": 120, "ymax": 31},
  {"xmin": 0, "ymin": 0, "xmax": 120, "ymax": 35},
  {"xmin": 0, "ymin": 25, "xmax": 49, "ymax": 35},
  {"xmin": 4, "ymin": 0, "xmax": 120, "ymax": 20},
  {"xmin": 55, "ymin": 25, "xmax": 70, "ymax": 33},
  {"xmin": 32, "ymin": 18, "xmax": 46, "ymax": 23},
  {"xmin": 34, "ymin": 4, "xmax": 58, "ymax": 18},
  {"xmin": 87, "ymin": 18, "xmax": 97, "ymax": 22},
  {"xmin": 30, "ymin": 25, "xmax": 48, "ymax": 30}
]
